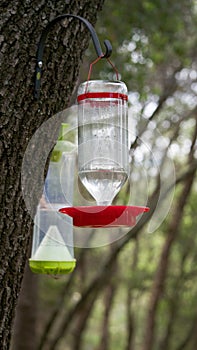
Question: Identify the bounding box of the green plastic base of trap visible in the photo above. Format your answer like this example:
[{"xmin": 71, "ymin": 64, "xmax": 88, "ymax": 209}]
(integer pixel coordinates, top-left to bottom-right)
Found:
[{"xmin": 29, "ymin": 259, "xmax": 76, "ymax": 275}]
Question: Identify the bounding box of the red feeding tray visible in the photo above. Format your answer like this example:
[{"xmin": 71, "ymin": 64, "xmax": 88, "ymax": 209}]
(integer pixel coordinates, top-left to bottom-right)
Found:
[{"xmin": 59, "ymin": 205, "xmax": 149, "ymax": 228}]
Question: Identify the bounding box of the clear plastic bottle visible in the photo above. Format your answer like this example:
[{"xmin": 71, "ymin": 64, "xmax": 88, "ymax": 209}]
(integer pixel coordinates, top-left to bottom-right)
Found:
[
  {"xmin": 44, "ymin": 140, "xmax": 75, "ymax": 208},
  {"xmin": 29, "ymin": 133, "xmax": 76, "ymax": 275},
  {"xmin": 77, "ymin": 80, "xmax": 129, "ymax": 206}
]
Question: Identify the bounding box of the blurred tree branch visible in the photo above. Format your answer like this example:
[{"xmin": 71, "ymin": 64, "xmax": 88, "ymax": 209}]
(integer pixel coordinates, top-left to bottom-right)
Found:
[
  {"xmin": 125, "ymin": 237, "xmax": 139, "ymax": 350},
  {"xmin": 141, "ymin": 119, "xmax": 197, "ymax": 350}
]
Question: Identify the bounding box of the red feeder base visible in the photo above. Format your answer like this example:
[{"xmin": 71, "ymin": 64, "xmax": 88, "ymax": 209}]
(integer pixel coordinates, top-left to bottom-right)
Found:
[{"xmin": 59, "ymin": 205, "xmax": 149, "ymax": 228}]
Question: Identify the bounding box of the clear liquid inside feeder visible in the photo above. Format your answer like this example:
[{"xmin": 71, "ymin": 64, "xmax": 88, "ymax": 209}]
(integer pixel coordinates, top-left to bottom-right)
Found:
[
  {"xmin": 77, "ymin": 80, "xmax": 129, "ymax": 206},
  {"xmin": 58, "ymin": 85, "xmax": 149, "ymax": 227}
]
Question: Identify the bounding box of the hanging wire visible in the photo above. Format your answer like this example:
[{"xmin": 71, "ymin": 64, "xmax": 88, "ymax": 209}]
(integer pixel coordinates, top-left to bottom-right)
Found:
[{"xmin": 84, "ymin": 55, "xmax": 120, "ymax": 93}]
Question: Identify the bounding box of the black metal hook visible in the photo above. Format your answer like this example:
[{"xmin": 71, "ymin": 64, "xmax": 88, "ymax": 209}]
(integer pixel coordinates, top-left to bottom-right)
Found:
[{"xmin": 34, "ymin": 14, "xmax": 112, "ymax": 99}]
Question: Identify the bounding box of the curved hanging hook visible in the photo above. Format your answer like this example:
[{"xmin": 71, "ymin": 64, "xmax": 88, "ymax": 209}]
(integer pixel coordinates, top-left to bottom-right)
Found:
[{"xmin": 34, "ymin": 14, "xmax": 112, "ymax": 99}]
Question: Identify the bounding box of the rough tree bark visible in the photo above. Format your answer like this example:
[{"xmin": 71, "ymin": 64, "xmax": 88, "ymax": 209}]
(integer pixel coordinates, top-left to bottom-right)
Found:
[
  {"xmin": 10, "ymin": 262, "xmax": 38, "ymax": 350},
  {"xmin": 0, "ymin": 1, "xmax": 105, "ymax": 348}
]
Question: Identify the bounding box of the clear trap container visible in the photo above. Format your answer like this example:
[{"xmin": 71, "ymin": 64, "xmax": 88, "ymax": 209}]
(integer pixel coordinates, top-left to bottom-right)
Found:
[{"xmin": 29, "ymin": 128, "xmax": 76, "ymax": 275}]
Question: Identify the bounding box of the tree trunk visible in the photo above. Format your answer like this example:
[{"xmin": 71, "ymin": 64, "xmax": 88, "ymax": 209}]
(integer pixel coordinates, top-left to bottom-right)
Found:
[
  {"xmin": 0, "ymin": 1, "xmax": 104, "ymax": 348},
  {"xmin": 142, "ymin": 121, "xmax": 197, "ymax": 350},
  {"xmin": 125, "ymin": 238, "xmax": 139, "ymax": 350},
  {"xmin": 142, "ymin": 170, "xmax": 196, "ymax": 350},
  {"xmin": 71, "ymin": 293, "xmax": 97, "ymax": 350},
  {"xmin": 10, "ymin": 262, "xmax": 38, "ymax": 350},
  {"xmin": 159, "ymin": 253, "xmax": 188, "ymax": 350},
  {"xmin": 97, "ymin": 259, "xmax": 118, "ymax": 350}
]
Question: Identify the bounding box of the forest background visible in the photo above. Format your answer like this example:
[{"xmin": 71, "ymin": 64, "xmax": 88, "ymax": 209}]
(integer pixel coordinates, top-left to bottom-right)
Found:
[{"xmin": 1, "ymin": 0, "xmax": 197, "ymax": 349}]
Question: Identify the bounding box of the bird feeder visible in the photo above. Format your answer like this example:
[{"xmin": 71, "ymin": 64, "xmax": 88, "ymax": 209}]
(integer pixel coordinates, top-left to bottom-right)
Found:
[
  {"xmin": 60, "ymin": 78, "xmax": 149, "ymax": 226},
  {"xmin": 29, "ymin": 124, "xmax": 76, "ymax": 275},
  {"xmin": 33, "ymin": 14, "xmax": 149, "ymax": 238}
]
